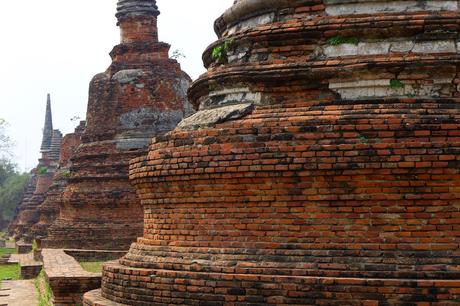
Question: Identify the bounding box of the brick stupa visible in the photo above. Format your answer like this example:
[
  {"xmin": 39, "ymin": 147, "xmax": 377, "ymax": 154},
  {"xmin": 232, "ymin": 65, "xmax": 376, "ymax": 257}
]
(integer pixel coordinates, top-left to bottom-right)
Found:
[
  {"xmin": 10, "ymin": 94, "xmax": 62, "ymax": 241},
  {"xmin": 42, "ymin": 0, "xmax": 192, "ymax": 250},
  {"xmin": 85, "ymin": 0, "xmax": 460, "ymax": 305},
  {"xmin": 31, "ymin": 121, "xmax": 86, "ymax": 240}
]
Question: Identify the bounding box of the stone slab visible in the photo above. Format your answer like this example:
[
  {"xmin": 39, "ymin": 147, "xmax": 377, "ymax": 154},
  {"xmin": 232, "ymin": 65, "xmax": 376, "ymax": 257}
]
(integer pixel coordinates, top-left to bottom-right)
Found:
[{"xmin": 0, "ymin": 280, "xmax": 38, "ymax": 306}]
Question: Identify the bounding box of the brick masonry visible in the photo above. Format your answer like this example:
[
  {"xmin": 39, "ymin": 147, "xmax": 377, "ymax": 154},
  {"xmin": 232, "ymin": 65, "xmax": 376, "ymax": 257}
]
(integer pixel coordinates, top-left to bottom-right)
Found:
[
  {"xmin": 32, "ymin": 121, "xmax": 85, "ymax": 241},
  {"xmin": 9, "ymin": 95, "xmax": 62, "ymax": 241},
  {"xmin": 41, "ymin": 0, "xmax": 192, "ymax": 250},
  {"xmin": 85, "ymin": 0, "xmax": 460, "ymax": 305}
]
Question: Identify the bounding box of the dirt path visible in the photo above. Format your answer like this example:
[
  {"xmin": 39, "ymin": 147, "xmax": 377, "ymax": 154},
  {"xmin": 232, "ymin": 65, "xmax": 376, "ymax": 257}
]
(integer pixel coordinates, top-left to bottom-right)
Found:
[{"xmin": 0, "ymin": 280, "xmax": 38, "ymax": 306}]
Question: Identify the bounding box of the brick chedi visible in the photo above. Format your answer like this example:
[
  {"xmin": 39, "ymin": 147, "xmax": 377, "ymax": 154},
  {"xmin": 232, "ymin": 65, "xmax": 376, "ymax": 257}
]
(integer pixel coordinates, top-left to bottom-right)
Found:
[
  {"xmin": 31, "ymin": 121, "xmax": 86, "ymax": 241},
  {"xmin": 85, "ymin": 1, "xmax": 460, "ymax": 305},
  {"xmin": 10, "ymin": 94, "xmax": 62, "ymax": 241},
  {"xmin": 42, "ymin": 0, "xmax": 192, "ymax": 250}
]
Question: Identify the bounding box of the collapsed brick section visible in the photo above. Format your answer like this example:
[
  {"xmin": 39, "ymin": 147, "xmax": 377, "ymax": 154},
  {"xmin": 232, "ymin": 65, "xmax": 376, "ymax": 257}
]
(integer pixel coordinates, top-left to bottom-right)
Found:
[
  {"xmin": 9, "ymin": 94, "xmax": 62, "ymax": 241},
  {"xmin": 86, "ymin": 0, "xmax": 460, "ymax": 305},
  {"xmin": 42, "ymin": 0, "xmax": 192, "ymax": 250}
]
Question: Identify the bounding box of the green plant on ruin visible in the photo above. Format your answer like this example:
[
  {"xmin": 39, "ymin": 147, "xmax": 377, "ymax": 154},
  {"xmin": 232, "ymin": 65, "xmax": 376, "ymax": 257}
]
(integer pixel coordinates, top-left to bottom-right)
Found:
[
  {"xmin": 32, "ymin": 240, "xmax": 38, "ymax": 251},
  {"xmin": 211, "ymin": 38, "xmax": 234, "ymax": 61},
  {"xmin": 358, "ymin": 135, "xmax": 369, "ymax": 144},
  {"xmin": 61, "ymin": 170, "xmax": 71, "ymax": 178},
  {"xmin": 37, "ymin": 167, "xmax": 48, "ymax": 175},
  {"xmin": 35, "ymin": 270, "xmax": 53, "ymax": 306},
  {"xmin": 171, "ymin": 49, "xmax": 186, "ymax": 60},
  {"xmin": 390, "ymin": 79, "xmax": 405, "ymax": 89},
  {"xmin": 328, "ymin": 36, "xmax": 360, "ymax": 46}
]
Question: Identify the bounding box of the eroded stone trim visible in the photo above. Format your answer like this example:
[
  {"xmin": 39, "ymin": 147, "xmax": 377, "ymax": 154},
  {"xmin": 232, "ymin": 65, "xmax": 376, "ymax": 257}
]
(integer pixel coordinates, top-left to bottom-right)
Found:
[
  {"xmin": 199, "ymin": 87, "xmax": 263, "ymax": 110},
  {"xmin": 322, "ymin": 40, "xmax": 457, "ymax": 58},
  {"xmin": 226, "ymin": 12, "xmax": 275, "ymax": 36},
  {"xmin": 177, "ymin": 103, "xmax": 255, "ymax": 131},
  {"xmin": 325, "ymin": 0, "xmax": 458, "ymax": 16},
  {"xmin": 329, "ymin": 77, "xmax": 455, "ymax": 100}
]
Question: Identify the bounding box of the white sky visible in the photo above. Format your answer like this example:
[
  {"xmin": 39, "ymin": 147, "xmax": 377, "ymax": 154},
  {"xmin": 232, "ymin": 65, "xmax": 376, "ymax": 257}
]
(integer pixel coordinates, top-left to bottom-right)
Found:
[{"xmin": 0, "ymin": 0, "xmax": 233, "ymax": 172}]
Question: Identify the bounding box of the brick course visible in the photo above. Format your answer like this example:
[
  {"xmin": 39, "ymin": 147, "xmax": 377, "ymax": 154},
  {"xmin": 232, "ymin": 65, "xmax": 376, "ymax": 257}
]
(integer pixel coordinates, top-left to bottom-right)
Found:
[{"xmin": 86, "ymin": 0, "xmax": 460, "ymax": 305}]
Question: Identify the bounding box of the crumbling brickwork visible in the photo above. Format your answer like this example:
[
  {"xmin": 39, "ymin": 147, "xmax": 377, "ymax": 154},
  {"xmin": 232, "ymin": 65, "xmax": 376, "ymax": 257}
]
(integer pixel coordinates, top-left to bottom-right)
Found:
[
  {"xmin": 85, "ymin": 0, "xmax": 460, "ymax": 305},
  {"xmin": 42, "ymin": 0, "xmax": 192, "ymax": 250},
  {"xmin": 31, "ymin": 121, "xmax": 85, "ymax": 241},
  {"xmin": 9, "ymin": 95, "xmax": 62, "ymax": 241}
]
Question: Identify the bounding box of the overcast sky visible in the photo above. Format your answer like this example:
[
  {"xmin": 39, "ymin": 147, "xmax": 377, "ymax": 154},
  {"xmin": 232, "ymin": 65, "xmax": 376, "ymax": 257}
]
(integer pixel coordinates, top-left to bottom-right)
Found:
[{"xmin": 0, "ymin": 0, "xmax": 233, "ymax": 172}]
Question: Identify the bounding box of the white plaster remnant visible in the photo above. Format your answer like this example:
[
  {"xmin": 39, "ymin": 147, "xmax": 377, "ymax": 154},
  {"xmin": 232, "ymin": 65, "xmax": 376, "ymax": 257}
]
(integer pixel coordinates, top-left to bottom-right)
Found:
[
  {"xmin": 226, "ymin": 13, "xmax": 275, "ymax": 36},
  {"xmin": 412, "ymin": 41, "xmax": 457, "ymax": 53},
  {"xmin": 112, "ymin": 69, "xmax": 144, "ymax": 84},
  {"xmin": 322, "ymin": 40, "xmax": 457, "ymax": 58},
  {"xmin": 324, "ymin": 44, "xmax": 358, "ymax": 57},
  {"xmin": 329, "ymin": 78, "xmax": 454, "ymax": 100},
  {"xmin": 325, "ymin": 0, "xmax": 458, "ymax": 16},
  {"xmin": 200, "ymin": 87, "xmax": 263, "ymax": 109}
]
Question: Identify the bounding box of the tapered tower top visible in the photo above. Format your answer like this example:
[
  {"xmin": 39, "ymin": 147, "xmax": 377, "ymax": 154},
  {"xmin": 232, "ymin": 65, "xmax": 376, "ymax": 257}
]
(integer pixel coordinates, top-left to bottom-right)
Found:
[
  {"xmin": 116, "ymin": 0, "xmax": 160, "ymax": 43},
  {"xmin": 116, "ymin": 0, "xmax": 160, "ymax": 21},
  {"xmin": 40, "ymin": 94, "xmax": 53, "ymax": 152}
]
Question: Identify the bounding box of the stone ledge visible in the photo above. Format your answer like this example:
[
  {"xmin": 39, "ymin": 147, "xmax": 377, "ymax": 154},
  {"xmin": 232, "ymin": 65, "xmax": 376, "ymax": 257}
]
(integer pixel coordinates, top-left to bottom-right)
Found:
[
  {"xmin": 83, "ymin": 289, "xmax": 126, "ymax": 306},
  {"xmin": 42, "ymin": 249, "xmax": 102, "ymax": 306}
]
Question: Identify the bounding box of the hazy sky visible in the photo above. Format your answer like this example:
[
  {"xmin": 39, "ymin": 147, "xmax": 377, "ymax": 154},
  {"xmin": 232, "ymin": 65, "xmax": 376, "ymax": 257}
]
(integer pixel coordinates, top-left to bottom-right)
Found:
[{"xmin": 0, "ymin": 0, "xmax": 233, "ymax": 172}]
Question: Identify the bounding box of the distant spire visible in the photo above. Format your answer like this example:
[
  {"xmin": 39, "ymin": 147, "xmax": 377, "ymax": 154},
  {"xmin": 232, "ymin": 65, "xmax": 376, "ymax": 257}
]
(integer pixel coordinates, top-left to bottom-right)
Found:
[{"xmin": 40, "ymin": 94, "xmax": 53, "ymax": 152}]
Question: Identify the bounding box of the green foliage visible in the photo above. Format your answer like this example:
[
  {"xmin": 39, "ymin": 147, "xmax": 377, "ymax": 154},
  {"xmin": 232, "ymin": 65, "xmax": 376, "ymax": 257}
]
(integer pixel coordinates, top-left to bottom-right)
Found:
[
  {"xmin": 0, "ymin": 248, "xmax": 15, "ymax": 256},
  {"xmin": 390, "ymin": 79, "xmax": 405, "ymax": 89},
  {"xmin": 61, "ymin": 170, "xmax": 71, "ymax": 178},
  {"xmin": 171, "ymin": 49, "xmax": 186, "ymax": 60},
  {"xmin": 0, "ymin": 163, "xmax": 29, "ymax": 223},
  {"xmin": 328, "ymin": 36, "xmax": 360, "ymax": 46},
  {"xmin": 211, "ymin": 39, "xmax": 234, "ymax": 61},
  {"xmin": 0, "ymin": 119, "xmax": 12, "ymax": 158},
  {"xmin": 35, "ymin": 270, "xmax": 53, "ymax": 306},
  {"xmin": 358, "ymin": 135, "xmax": 369, "ymax": 144},
  {"xmin": 37, "ymin": 167, "xmax": 48, "ymax": 175},
  {"xmin": 32, "ymin": 240, "xmax": 38, "ymax": 251},
  {"xmin": 0, "ymin": 264, "xmax": 20, "ymax": 281}
]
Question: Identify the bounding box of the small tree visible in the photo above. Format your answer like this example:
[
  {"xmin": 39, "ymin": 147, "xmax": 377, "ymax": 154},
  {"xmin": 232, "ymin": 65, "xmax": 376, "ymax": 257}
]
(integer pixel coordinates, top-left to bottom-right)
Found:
[{"xmin": 0, "ymin": 119, "xmax": 12, "ymax": 158}]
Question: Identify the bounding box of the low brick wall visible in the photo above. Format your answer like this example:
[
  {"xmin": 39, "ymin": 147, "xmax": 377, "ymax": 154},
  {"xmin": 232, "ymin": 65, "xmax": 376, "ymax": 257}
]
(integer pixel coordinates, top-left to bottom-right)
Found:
[
  {"xmin": 42, "ymin": 249, "xmax": 101, "ymax": 306},
  {"xmin": 8, "ymin": 253, "xmax": 42, "ymax": 279},
  {"xmin": 20, "ymin": 263, "xmax": 42, "ymax": 279},
  {"xmin": 15, "ymin": 242, "xmax": 32, "ymax": 254}
]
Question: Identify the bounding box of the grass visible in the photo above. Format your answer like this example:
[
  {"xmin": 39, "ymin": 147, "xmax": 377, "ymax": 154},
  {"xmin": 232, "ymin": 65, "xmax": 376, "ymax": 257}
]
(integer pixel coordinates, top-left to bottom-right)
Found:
[
  {"xmin": 35, "ymin": 270, "xmax": 53, "ymax": 306},
  {"xmin": 0, "ymin": 264, "xmax": 20, "ymax": 281},
  {"xmin": 80, "ymin": 261, "xmax": 105, "ymax": 273},
  {"xmin": 0, "ymin": 248, "xmax": 15, "ymax": 256}
]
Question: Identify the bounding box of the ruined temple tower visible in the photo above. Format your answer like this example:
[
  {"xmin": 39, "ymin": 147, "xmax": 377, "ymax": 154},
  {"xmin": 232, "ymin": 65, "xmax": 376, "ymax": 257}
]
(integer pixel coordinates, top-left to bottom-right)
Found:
[
  {"xmin": 10, "ymin": 94, "xmax": 62, "ymax": 240},
  {"xmin": 85, "ymin": 0, "xmax": 460, "ymax": 305},
  {"xmin": 31, "ymin": 121, "xmax": 85, "ymax": 240},
  {"xmin": 42, "ymin": 0, "xmax": 192, "ymax": 250}
]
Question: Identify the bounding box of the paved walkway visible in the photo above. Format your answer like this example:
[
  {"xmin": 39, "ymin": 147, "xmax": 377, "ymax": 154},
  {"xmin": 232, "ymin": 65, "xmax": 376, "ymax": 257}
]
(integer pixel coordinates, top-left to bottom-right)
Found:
[
  {"xmin": 8, "ymin": 253, "xmax": 40, "ymax": 266},
  {"xmin": 0, "ymin": 280, "xmax": 38, "ymax": 306}
]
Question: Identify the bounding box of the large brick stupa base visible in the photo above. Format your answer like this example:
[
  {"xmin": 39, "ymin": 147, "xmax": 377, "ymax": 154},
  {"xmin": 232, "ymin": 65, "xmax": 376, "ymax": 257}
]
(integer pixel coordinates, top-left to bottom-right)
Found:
[{"xmin": 85, "ymin": 0, "xmax": 460, "ymax": 304}]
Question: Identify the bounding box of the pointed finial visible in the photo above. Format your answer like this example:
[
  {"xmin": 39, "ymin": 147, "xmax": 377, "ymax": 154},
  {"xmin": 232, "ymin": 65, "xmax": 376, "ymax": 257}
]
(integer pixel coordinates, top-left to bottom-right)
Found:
[
  {"xmin": 40, "ymin": 94, "xmax": 53, "ymax": 152},
  {"xmin": 116, "ymin": 0, "xmax": 160, "ymax": 22}
]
